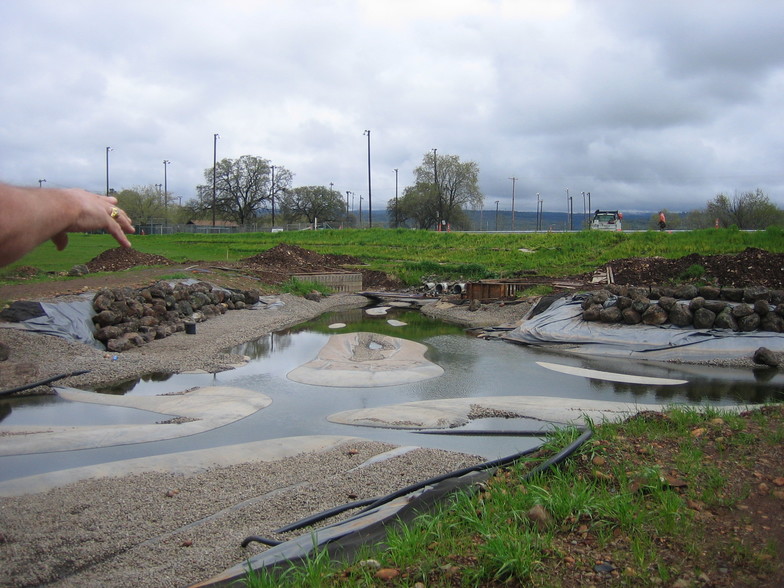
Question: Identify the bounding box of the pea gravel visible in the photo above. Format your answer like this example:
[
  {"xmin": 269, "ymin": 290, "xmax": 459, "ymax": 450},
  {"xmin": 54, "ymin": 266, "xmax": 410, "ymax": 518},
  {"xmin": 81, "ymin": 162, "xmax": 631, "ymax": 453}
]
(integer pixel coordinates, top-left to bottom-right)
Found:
[{"xmin": 0, "ymin": 293, "xmax": 495, "ymax": 588}]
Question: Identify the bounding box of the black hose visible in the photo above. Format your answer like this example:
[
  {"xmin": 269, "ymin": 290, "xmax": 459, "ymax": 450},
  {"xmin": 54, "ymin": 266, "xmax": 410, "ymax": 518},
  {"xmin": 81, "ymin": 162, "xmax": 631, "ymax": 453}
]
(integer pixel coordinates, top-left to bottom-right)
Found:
[
  {"xmin": 0, "ymin": 370, "xmax": 90, "ymax": 397},
  {"xmin": 244, "ymin": 426, "xmax": 593, "ymax": 545},
  {"xmin": 415, "ymin": 429, "xmax": 555, "ymax": 437},
  {"xmin": 523, "ymin": 427, "xmax": 593, "ymax": 479},
  {"xmin": 241, "ymin": 536, "xmax": 282, "ymax": 548},
  {"xmin": 271, "ymin": 441, "xmax": 547, "ymax": 537},
  {"xmin": 274, "ymin": 497, "xmax": 378, "ymax": 534}
]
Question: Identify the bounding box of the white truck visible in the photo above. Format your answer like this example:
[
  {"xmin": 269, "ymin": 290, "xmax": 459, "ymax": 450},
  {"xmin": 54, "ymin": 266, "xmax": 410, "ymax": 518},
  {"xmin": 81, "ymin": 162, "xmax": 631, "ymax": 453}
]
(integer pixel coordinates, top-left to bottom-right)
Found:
[{"xmin": 591, "ymin": 210, "xmax": 623, "ymax": 231}]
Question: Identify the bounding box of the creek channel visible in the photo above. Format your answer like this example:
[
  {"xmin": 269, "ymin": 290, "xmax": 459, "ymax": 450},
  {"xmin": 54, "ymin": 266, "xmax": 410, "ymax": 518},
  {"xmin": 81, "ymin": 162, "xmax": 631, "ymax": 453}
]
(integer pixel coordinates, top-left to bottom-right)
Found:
[{"xmin": 1, "ymin": 306, "xmax": 782, "ymax": 483}]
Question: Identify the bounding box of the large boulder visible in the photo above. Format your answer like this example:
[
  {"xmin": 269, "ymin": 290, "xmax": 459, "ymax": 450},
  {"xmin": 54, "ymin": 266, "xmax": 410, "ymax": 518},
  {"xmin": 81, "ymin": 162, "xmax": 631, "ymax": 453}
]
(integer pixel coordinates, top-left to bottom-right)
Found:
[{"xmin": 642, "ymin": 304, "xmax": 668, "ymax": 325}]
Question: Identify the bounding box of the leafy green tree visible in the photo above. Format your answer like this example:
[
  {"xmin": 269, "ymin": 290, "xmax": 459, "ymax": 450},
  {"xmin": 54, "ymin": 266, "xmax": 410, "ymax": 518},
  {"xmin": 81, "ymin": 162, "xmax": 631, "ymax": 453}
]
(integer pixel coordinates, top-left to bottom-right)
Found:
[
  {"xmin": 194, "ymin": 155, "xmax": 293, "ymax": 224},
  {"xmin": 116, "ymin": 185, "xmax": 165, "ymax": 224},
  {"xmin": 388, "ymin": 182, "xmax": 439, "ymax": 229},
  {"xmin": 279, "ymin": 186, "xmax": 345, "ymax": 225},
  {"xmin": 412, "ymin": 152, "xmax": 483, "ymax": 229},
  {"xmin": 706, "ymin": 189, "xmax": 783, "ymax": 229}
]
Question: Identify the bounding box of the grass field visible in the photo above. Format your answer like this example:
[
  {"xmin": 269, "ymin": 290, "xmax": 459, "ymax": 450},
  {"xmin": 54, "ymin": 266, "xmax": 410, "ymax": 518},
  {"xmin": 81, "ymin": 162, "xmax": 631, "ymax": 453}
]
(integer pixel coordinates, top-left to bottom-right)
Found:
[{"xmin": 2, "ymin": 227, "xmax": 782, "ymax": 286}]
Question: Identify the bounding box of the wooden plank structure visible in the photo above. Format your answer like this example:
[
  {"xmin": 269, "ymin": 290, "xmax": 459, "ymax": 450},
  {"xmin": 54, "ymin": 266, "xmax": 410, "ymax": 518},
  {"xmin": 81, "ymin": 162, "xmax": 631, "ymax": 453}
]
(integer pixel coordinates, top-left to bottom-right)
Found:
[
  {"xmin": 464, "ymin": 279, "xmax": 583, "ymax": 301},
  {"xmin": 291, "ymin": 272, "xmax": 363, "ymax": 293}
]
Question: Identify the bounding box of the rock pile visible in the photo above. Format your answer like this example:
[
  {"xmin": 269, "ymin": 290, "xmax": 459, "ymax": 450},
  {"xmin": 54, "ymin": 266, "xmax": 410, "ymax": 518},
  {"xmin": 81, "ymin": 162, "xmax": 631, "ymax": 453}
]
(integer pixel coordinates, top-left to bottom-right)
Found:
[
  {"xmin": 582, "ymin": 284, "xmax": 784, "ymax": 332},
  {"xmin": 92, "ymin": 281, "xmax": 260, "ymax": 352}
]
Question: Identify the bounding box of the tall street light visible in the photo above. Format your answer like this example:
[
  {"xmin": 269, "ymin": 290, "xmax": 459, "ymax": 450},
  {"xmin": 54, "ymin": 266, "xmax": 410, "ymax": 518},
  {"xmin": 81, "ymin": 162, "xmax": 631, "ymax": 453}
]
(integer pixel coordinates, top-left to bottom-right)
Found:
[
  {"xmin": 393, "ymin": 168, "xmax": 399, "ymax": 228},
  {"xmin": 363, "ymin": 130, "xmax": 372, "ymax": 228},
  {"xmin": 270, "ymin": 165, "xmax": 276, "ymax": 228},
  {"xmin": 38, "ymin": 179, "xmax": 46, "ymax": 188},
  {"xmin": 163, "ymin": 160, "xmax": 170, "ymax": 223},
  {"xmin": 345, "ymin": 191, "xmax": 352, "ymax": 225},
  {"xmin": 509, "ymin": 176, "xmax": 517, "ymax": 231},
  {"xmin": 494, "ymin": 200, "xmax": 500, "ymax": 231},
  {"xmin": 212, "ymin": 133, "xmax": 220, "ymax": 227},
  {"xmin": 105, "ymin": 146, "xmax": 113, "ymax": 195},
  {"xmin": 433, "ymin": 148, "xmax": 441, "ymax": 230}
]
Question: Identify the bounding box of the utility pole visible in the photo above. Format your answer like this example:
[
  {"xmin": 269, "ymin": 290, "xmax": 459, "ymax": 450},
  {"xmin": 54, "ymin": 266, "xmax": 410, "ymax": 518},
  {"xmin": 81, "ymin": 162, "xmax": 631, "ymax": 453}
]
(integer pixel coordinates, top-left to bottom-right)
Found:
[
  {"xmin": 393, "ymin": 168, "xmax": 399, "ymax": 228},
  {"xmin": 105, "ymin": 146, "xmax": 113, "ymax": 196},
  {"xmin": 433, "ymin": 148, "xmax": 441, "ymax": 230},
  {"xmin": 363, "ymin": 130, "xmax": 372, "ymax": 227},
  {"xmin": 509, "ymin": 176, "xmax": 517, "ymax": 231},
  {"xmin": 163, "ymin": 160, "xmax": 170, "ymax": 223},
  {"xmin": 495, "ymin": 200, "xmax": 499, "ymax": 231},
  {"xmin": 270, "ymin": 165, "xmax": 276, "ymax": 227},
  {"xmin": 212, "ymin": 134, "xmax": 220, "ymax": 227}
]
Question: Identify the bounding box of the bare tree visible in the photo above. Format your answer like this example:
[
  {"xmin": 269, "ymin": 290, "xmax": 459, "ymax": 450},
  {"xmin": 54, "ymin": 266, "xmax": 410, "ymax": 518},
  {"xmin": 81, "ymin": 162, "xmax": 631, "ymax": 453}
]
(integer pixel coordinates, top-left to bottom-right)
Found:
[
  {"xmin": 706, "ymin": 189, "xmax": 783, "ymax": 229},
  {"xmin": 194, "ymin": 155, "xmax": 293, "ymax": 225}
]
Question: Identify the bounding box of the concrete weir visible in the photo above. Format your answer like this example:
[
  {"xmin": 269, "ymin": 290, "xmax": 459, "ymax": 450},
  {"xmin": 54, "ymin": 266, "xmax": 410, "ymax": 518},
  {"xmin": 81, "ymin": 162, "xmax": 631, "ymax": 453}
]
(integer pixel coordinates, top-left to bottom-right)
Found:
[{"xmin": 287, "ymin": 331, "xmax": 443, "ymax": 387}]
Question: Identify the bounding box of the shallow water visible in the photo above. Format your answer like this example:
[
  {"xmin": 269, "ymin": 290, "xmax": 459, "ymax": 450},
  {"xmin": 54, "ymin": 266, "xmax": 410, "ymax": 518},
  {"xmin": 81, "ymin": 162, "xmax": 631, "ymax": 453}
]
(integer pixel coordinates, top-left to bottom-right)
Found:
[{"xmin": 1, "ymin": 306, "xmax": 782, "ymax": 482}]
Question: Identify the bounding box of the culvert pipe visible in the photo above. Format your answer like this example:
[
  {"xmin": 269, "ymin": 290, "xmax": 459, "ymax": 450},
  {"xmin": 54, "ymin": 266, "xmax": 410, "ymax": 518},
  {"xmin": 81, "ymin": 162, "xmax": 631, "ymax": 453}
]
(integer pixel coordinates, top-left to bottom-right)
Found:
[{"xmin": 435, "ymin": 282, "xmax": 450, "ymax": 295}]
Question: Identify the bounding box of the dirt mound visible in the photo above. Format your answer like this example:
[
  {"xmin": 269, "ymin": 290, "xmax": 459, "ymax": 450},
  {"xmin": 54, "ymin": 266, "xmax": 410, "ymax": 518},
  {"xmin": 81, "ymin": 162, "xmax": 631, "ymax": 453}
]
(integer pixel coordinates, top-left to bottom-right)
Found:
[
  {"xmin": 608, "ymin": 247, "xmax": 784, "ymax": 289},
  {"xmin": 85, "ymin": 248, "xmax": 174, "ymax": 273},
  {"xmin": 238, "ymin": 243, "xmax": 403, "ymax": 290},
  {"xmin": 241, "ymin": 243, "xmax": 362, "ymax": 271}
]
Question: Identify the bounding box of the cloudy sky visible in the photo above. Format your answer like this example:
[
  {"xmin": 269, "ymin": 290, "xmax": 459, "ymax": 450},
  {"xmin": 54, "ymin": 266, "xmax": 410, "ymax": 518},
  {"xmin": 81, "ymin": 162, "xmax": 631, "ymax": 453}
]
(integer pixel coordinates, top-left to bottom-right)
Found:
[{"xmin": 2, "ymin": 0, "xmax": 783, "ymax": 217}]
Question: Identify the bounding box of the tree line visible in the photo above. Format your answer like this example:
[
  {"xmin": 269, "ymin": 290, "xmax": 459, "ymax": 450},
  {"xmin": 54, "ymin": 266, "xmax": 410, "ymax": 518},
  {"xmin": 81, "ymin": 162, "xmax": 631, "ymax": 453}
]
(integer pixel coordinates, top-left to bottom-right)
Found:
[{"xmin": 114, "ymin": 153, "xmax": 781, "ymax": 231}]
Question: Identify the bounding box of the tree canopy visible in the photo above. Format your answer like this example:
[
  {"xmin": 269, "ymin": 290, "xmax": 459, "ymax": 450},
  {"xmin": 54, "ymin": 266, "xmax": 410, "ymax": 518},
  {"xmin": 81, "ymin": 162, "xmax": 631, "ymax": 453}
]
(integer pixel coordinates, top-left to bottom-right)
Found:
[
  {"xmin": 193, "ymin": 155, "xmax": 293, "ymax": 224},
  {"xmin": 389, "ymin": 152, "xmax": 482, "ymax": 229},
  {"xmin": 279, "ymin": 185, "xmax": 346, "ymax": 225}
]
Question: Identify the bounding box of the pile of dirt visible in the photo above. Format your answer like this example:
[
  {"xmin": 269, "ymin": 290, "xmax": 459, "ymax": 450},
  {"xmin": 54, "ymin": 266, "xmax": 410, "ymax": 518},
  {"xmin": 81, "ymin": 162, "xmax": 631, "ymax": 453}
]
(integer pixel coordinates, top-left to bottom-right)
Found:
[
  {"xmin": 608, "ymin": 247, "xmax": 784, "ymax": 289},
  {"xmin": 85, "ymin": 248, "xmax": 175, "ymax": 273},
  {"xmin": 239, "ymin": 243, "xmax": 403, "ymax": 290}
]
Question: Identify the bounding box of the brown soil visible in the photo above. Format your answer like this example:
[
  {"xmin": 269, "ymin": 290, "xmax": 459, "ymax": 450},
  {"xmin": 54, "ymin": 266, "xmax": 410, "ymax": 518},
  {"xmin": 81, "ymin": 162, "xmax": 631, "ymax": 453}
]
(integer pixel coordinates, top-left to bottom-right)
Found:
[
  {"xmin": 528, "ymin": 405, "xmax": 784, "ymax": 587},
  {"xmin": 607, "ymin": 247, "xmax": 784, "ymax": 289}
]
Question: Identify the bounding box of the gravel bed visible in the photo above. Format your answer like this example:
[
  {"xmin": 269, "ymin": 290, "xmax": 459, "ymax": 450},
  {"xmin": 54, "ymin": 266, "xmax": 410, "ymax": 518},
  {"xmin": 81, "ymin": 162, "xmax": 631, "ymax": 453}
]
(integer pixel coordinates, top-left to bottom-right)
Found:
[
  {"xmin": 0, "ymin": 442, "xmax": 485, "ymax": 587},
  {"xmin": 0, "ymin": 292, "xmax": 494, "ymax": 588}
]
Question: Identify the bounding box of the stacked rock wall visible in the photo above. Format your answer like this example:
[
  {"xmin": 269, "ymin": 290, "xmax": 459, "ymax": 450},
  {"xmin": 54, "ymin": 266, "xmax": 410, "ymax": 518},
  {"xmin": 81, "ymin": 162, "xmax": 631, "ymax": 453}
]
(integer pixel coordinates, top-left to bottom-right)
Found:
[
  {"xmin": 582, "ymin": 284, "xmax": 784, "ymax": 333},
  {"xmin": 92, "ymin": 281, "xmax": 260, "ymax": 352}
]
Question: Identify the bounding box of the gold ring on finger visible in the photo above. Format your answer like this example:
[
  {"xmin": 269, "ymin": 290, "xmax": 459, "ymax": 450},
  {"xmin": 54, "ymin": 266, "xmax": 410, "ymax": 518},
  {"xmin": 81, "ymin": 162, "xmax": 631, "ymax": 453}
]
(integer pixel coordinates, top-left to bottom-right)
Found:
[{"xmin": 110, "ymin": 207, "xmax": 120, "ymax": 218}]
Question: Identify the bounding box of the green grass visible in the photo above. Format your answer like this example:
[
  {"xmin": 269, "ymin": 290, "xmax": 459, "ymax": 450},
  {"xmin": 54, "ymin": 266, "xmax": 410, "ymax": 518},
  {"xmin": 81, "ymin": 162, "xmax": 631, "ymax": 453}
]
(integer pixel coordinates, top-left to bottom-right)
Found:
[
  {"xmin": 241, "ymin": 406, "xmax": 781, "ymax": 587},
  {"xmin": 3, "ymin": 227, "xmax": 783, "ymax": 287}
]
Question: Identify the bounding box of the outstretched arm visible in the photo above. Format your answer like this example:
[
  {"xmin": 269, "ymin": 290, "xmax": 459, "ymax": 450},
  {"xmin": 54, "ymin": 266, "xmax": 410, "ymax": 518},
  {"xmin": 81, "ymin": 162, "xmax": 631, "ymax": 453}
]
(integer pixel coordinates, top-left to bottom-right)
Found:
[{"xmin": 0, "ymin": 184, "xmax": 135, "ymax": 267}]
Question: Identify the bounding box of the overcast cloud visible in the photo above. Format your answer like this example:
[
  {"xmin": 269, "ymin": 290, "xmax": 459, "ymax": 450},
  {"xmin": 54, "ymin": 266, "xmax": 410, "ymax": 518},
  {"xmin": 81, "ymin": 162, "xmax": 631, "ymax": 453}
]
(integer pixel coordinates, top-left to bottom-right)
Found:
[{"xmin": 2, "ymin": 0, "xmax": 783, "ymax": 217}]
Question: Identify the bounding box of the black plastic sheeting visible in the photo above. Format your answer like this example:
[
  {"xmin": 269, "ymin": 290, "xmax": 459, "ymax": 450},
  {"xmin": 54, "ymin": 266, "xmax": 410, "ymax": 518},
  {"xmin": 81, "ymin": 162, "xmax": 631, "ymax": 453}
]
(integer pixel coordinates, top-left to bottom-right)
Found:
[
  {"xmin": 502, "ymin": 295, "xmax": 784, "ymax": 361},
  {"xmin": 0, "ymin": 298, "xmax": 101, "ymax": 349}
]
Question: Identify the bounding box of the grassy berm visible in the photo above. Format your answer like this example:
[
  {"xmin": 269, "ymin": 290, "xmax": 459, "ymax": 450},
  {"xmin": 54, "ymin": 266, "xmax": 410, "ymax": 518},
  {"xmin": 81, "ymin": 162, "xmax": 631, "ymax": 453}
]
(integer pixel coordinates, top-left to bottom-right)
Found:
[{"xmin": 246, "ymin": 405, "xmax": 784, "ymax": 587}]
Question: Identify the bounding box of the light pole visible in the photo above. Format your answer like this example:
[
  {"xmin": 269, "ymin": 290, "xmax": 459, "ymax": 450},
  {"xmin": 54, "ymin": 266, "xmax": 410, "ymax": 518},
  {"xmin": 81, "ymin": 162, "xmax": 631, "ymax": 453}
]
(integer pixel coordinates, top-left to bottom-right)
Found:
[
  {"xmin": 345, "ymin": 191, "xmax": 352, "ymax": 225},
  {"xmin": 565, "ymin": 188, "xmax": 570, "ymax": 231},
  {"xmin": 38, "ymin": 179, "xmax": 46, "ymax": 188},
  {"xmin": 433, "ymin": 148, "xmax": 441, "ymax": 230},
  {"xmin": 359, "ymin": 195, "xmax": 363, "ymax": 227},
  {"xmin": 105, "ymin": 146, "xmax": 113, "ymax": 195},
  {"xmin": 212, "ymin": 133, "xmax": 219, "ymax": 227},
  {"xmin": 536, "ymin": 193, "xmax": 542, "ymax": 232},
  {"xmin": 495, "ymin": 200, "xmax": 499, "ymax": 231},
  {"xmin": 163, "ymin": 160, "xmax": 170, "ymax": 222},
  {"xmin": 363, "ymin": 130, "xmax": 372, "ymax": 227},
  {"xmin": 270, "ymin": 165, "xmax": 276, "ymax": 228},
  {"xmin": 509, "ymin": 176, "xmax": 517, "ymax": 231},
  {"xmin": 393, "ymin": 168, "xmax": 399, "ymax": 228}
]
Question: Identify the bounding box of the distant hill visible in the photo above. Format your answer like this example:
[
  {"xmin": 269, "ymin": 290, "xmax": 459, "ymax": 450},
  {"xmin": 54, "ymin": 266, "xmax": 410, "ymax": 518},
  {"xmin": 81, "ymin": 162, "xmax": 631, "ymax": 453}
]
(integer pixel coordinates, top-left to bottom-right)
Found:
[{"xmin": 461, "ymin": 210, "xmax": 654, "ymax": 231}]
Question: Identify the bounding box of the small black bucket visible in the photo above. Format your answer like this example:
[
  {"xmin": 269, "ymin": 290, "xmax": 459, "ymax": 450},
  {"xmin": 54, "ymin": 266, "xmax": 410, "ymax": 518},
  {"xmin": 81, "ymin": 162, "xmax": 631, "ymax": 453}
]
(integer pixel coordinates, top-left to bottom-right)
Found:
[{"xmin": 185, "ymin": 322, "xmax": 196, "ymax": 335}]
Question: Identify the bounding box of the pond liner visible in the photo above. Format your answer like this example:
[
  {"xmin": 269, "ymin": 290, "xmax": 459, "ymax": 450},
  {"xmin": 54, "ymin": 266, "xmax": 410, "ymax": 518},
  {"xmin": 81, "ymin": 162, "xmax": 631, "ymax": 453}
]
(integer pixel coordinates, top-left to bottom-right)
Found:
[{"xmin": 191, "ymin": 428, "xmax": 592, "ymax": 587}]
